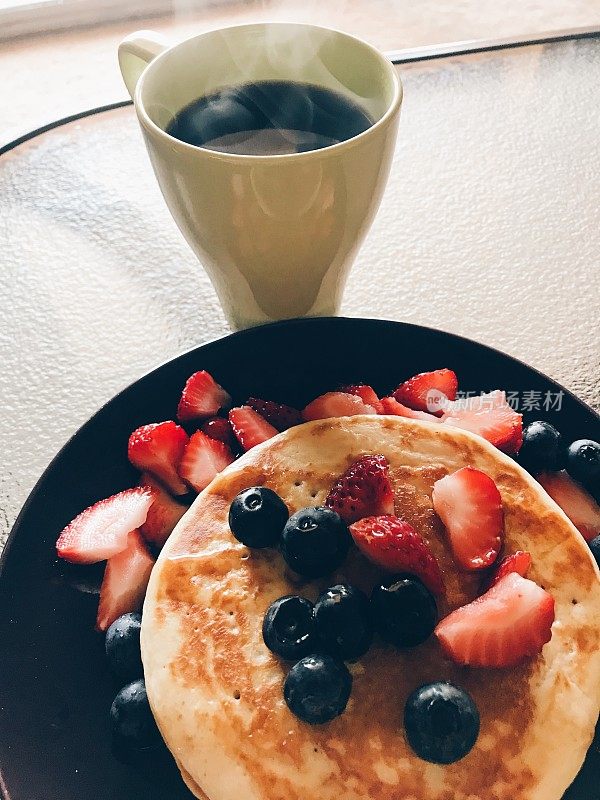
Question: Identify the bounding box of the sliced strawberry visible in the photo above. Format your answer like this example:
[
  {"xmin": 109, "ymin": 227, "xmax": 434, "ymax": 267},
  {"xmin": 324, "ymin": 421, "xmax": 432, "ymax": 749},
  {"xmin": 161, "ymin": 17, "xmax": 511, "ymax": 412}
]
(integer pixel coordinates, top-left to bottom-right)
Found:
[
  {"xmin": 96, "ymin": 530, "xmax": 155, "ymax": 632},
  {"xmin": 441, "ymin": 390, "xmax": 523, "ymax": 454},
  {"xmin": 302, "ymin": 391, "xmax": 377, "ymax": 421},
  {"xmin": 394, "ymin": 369, "xmax": 458, "ymax": 415},
  {"xmin": 128, "ymin": 421, "xmax": 189, "ymax": 495},
  {"xmin": 177, "ymin": 370, "xmax": 232, "ymax": 422},
  {"xmin": 138, "ymin": 474, "xmax": 189, "ymax": 551},
  {"xmin": 537, "ymin": 471, "xmax": 600, "ymax": 541},
  {"xmin": 246, "ymin": 397, "xmax": 302, "ymax": 431},
  {"xmin": 178, "ymin": 430, "xmax": 235, "ymax": 492},
  {"xmin": 326, "ymin": 454, "xmax": 395, "ymax": 524},
  {"xmin": 432, "ymin": 467, "xmax": 503, "ymax": 570},
  {"xmin": 341, "ymin": 385, "xmax": 384, "ymax": 414},
  {"xmin": 56, "ymin": 487, "xmax": 153, "ymax": 564},
  {"xmin": 489, "ymin": 550, "xmax": 532, "ymax": 588},
  {"xmin": 380, "ymin": 396, "xmax": 441, "ymax": 423},
  {"xmin": 200, "ymin": 416, "xmax": 238, "ymax": 451},
  {"xmin": 435, "ymin": 573, "xmax": 555, "ymax": 667},
  {"xmin": 229, "ymin": 405, "xmax": 278, "ymax": 451},
  {"xmin": 349, "ymin": 514, "xmax": 445, "ymax": 595}
]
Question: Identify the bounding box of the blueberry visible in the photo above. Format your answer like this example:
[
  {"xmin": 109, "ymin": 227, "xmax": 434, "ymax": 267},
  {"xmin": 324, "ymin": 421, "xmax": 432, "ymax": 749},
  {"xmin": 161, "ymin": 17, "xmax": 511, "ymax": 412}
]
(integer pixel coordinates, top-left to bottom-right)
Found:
[
  {"xmin": 280, "ymin": 507, "xmax": 350, "ymax": 578},
  {"xmin": 105, "ymin": 612, "xmax": 143, "ymax": 683},
  {"xmin": 283, "ymin": 654, "xmax": 352, "ymax": 724},
  {"xmin": 404, "ymin": 682, "xmax": 480, "ymax": 764},
  {"xmin": 262, "ymin": 596, "xmax": 317, "ymax": 660},
  {"xmin": 371, "ymin": 575, "xmax": 437, "ymax": 648},
  {"xmin": 314, "ymin": 584, "xmax": 373, "ymax": 660},
  {"xmin": 518, "ymin": 421, "xmax": 564, "ymax": 474},
  {"xmin": 588, "ymin": 535, "xmax": 600, "ymax": 568},
  {"xmin": 229, "ymin": 487, "xmax": 289, "ymax": 548},
  {"xmin": 110, "ymin": 679, "xmax": 161, "ymax": 751},
  {"xmin": 567, "ymin": 439, "xmax": 600, "ymax": 490}
]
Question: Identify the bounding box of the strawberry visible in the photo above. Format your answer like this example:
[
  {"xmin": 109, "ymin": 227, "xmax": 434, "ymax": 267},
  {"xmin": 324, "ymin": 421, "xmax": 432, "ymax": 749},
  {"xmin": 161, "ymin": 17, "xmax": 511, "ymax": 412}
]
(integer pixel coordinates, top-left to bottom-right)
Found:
[
  {"xmin": 302, "ymin": 391, "xmax": 377, "ymax": 421},
  {"xmin": 176, "ymin": 370, "xmax": 232, "ymax": 422},
  {"xmin": 326, "ymin": 454, "xmax": 395, "ymax": 524},
  {"xmin": 394, "ymin": 369, "xmax": 458, "ymax": 415},
  {"xmin": 56, "ymin": 487, "xmax": 153, "ymax": 564},
  {"xmin": 246, "ymin": 397, "xmax": 302, "ymax": 431},
  {"xmin": 349, "ymin": 514, "xmax": 445, "ymax": 595},
  {"xmin": 95, "ymin": 530, "xmax": 155, "ymax": 632},
  {"xmin": 138, "ymin": 474, "xmax": 189, "ymax": 551},
  {"xmin": 229, "ymin": 406, "xmax": 278, "ymax": 450},
  {"xmin": 200, "ymin": 416, "xmax": 238, "ymax": 451},
  {"xmin": 432, "ymin": 467, "xmax": 503, "ymax": 570},
  {"xmin": 341, "ymin": 385, "xmax": 384, "ymax": 414},
  {"xmin": 441, "ymin": 390, "xmax": 523, "ymax": 454},
  {"xmin": 435, "ymin": 572, "xmax": 555, "ymax": 667},
  {"xmin": 537, "ymin": 471, "xmax": 600, "ymax": 541},
  {"xmin": 178, "ymin": 430, "xmax": 235, "ymax": 492},
  {"xmin": 380, "ymin": 396, "xmax": 441, "ymax": 423},
  {"xmin": 128, "ymin": 421, "xmax": 189, "ymax": 495},
  {"xmin": 489, "ymin": 550, "xmax": 532, "ymax": 588}
]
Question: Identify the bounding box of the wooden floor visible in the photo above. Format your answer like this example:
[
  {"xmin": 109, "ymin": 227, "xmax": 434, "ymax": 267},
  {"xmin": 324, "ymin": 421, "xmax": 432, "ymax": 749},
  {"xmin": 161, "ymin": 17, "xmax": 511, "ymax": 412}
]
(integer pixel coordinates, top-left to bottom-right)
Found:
[{"xmin": 2, "ymin": 0, "xmax": 599, "ymax": 146}]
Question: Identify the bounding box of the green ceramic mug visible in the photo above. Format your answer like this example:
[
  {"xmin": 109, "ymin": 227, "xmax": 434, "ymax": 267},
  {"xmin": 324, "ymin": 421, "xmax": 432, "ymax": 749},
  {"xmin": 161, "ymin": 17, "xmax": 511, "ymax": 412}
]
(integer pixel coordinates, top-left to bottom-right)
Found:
[{"xmin": 119, "ymin": 23, "xmax": 402, "ymax": 329}]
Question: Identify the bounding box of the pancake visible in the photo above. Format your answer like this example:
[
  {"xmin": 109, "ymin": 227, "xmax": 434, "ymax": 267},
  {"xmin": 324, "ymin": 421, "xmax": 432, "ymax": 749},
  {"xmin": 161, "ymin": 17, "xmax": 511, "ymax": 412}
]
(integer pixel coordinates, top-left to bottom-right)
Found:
[{"xmin": 141, "ymin": 416, "xmax": 600, "ymax": 800}]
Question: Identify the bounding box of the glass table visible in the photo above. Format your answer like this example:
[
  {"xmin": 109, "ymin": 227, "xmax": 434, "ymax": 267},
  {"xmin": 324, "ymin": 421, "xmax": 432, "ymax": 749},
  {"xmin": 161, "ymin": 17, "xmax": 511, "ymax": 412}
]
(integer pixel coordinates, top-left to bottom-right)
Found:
[{"xmin": 1, "ymin": 31, "xmax": 599, "ymax": 547}]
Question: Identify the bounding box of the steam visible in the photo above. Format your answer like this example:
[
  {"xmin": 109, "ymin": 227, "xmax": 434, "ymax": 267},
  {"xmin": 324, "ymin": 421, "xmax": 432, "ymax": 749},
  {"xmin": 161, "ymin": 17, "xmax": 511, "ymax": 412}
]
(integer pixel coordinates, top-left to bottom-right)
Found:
[
  {"xmin": 163, "ymin": 20, "xmax": 384, "ymax": 154},
  {"xmin": 214, "ymin": 20, "xmax": 368, "ymax": 108},
  {"xmin": 146, "ymin": 14, "xmax": 386, "ymax": 154}
]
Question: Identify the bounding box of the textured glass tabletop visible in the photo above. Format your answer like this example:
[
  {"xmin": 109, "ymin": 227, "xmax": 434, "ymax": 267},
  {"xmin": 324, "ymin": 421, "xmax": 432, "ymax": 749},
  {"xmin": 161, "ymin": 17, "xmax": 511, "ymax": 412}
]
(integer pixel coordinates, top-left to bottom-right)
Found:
[{"xmin": 1, "ymin": 36, "xmax": 599, "ymax": 545}]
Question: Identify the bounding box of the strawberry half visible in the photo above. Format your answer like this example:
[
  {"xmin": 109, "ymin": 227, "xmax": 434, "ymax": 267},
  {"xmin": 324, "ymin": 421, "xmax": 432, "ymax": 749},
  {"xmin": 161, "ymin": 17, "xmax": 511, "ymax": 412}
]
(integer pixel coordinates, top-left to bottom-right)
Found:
[
  {"xmin": 96, "ymin": 530, "xmax": 155, "ymax": 632},
  {"xmin": 441, "ymin": 390, "xmax": 523, "ymax": 454},
  {"xmin": 326, "ymin": 454, "xmax": 395, "ymax": 524},
  {"xmin": 349, "ymin": 514, "xmax": 445, "ymax": 595},
  {"xmin": 537, "ymin": 471, "xmax": 600, "ymax": 541},
  {"xmin": 394, "ymin": 369, "xmax": 458, "ymax": 415},
  {"xmin": 380, "ymin": 396, "xmax": 441, "ymax": 423},
  {"xmin": 229, "ymin": 406, "xmax": 278, "ymax": 451},
  {"xmin": 489, "ymin": 550, "xmax": 532, "ymax": 588},
  {"xmin": 139, "ymin": 474, "xmax": 189, "ymax": 551},
  {"xmin": 432, "ymin": 467, "xmax": 503, "ymax": 570},
  {"xmin": 435, "ymin": 572, "xmax": 555, "ymax": 668},
  {"xmin": 178, "ymin": 430, "xmax": 235, "ymax": 492},
  {"xmin": 128, "ymin": 421, "xmax": 189, "ymax": 495},
  {"xmin": 246, "ymin": 397, "xmax": 302, "ymax": 431},
  {"xmin": 177, "ymin": 370, "xmax": 232, "ymax": 422},
  {"xmin": 56, "ymin": 487, "xmax": 153, "ymax": 564},
  {"xmin": 200, "ymin": 416, "xmax": 238, "ymax": 451},
  {"xmin": 302, "ymin": 391, "xmax": 377, "ymax": 421},
  {"xmin": 341, "ymin": 385, "xmax": 384, "ymax": 414}
]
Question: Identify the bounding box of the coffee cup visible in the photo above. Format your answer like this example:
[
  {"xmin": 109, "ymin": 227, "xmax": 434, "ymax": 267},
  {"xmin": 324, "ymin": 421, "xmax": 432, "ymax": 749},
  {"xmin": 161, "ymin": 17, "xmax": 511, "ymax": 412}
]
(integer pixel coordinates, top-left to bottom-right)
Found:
[{"xmin": 119, "ymin": 23, "xmax": 402, "ymax": 329}]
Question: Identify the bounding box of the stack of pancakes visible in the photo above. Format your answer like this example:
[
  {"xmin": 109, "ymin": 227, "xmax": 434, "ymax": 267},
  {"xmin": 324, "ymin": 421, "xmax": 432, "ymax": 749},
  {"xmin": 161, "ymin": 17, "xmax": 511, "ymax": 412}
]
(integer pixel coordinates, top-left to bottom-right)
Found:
[{"xmin": 142, "ymin": 417, "xmax": 600, "ymax": 800}]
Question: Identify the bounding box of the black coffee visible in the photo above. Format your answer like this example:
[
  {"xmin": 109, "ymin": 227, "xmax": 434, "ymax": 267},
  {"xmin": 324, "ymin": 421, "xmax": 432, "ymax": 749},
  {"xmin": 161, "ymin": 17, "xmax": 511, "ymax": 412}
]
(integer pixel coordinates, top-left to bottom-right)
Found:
[{"xmin": 166, "ymin": 80, "xmax": 373, "ymax": 155}]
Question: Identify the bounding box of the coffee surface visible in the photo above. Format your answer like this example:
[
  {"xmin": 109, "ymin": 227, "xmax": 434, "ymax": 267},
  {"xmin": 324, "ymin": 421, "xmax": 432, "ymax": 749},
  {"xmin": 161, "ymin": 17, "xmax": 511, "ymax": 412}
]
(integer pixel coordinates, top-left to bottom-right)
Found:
[{"xmin": 166, "ymin": 80, "xmax": 373, "ymax": 154}]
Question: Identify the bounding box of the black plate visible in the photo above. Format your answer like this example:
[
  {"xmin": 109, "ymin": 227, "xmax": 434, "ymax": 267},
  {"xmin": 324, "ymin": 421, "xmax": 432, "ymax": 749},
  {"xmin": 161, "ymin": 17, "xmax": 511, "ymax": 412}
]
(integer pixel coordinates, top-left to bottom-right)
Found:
[{"xmin": 1, "ymin": 317, "xmax": 598, "ymax": 800}]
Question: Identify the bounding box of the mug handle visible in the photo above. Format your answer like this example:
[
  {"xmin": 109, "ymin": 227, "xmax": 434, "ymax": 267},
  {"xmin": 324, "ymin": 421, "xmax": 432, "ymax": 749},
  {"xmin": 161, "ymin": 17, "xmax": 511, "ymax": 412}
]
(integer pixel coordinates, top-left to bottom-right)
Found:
[{"xmin": 118, "ymin": 30, "xmax": 170, "ymax": 99}]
